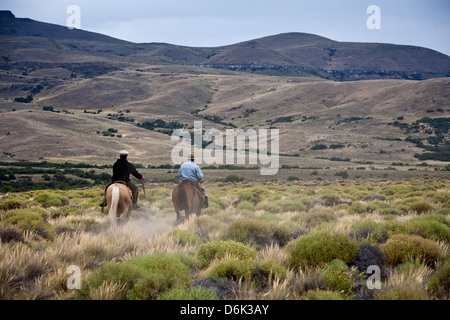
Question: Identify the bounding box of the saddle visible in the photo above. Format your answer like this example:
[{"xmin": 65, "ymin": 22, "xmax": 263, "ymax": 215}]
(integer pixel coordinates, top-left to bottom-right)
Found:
[
  {"xmin": 180, "ymin": 180, "xmax": 203, "ymax": 199},
  {"xmin": 111, "ymin": 180, "xmax": 133, "ymax": 200}
]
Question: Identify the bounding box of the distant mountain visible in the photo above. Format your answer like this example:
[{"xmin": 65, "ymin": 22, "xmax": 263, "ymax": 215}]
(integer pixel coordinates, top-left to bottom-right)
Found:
[
  {"xmin": 1, "ymin": 10, "xmax": 449, "ymax": 80},
  {"xmin": 0, "ymin": 11, "xmax": 449, "ymax": 166}
]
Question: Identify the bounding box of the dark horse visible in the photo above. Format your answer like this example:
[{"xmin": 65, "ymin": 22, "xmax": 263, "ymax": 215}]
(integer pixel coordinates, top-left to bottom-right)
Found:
[
  {"xmin": 172, "ymin": 180, "xmax": 202, "ymax": 224},
  {"xmin": 106, "ymin": 182, "xmax": 133, "ymax": 226}
]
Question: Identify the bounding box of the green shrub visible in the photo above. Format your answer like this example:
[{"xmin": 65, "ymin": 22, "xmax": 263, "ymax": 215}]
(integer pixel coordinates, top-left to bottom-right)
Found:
[
  {"xmin": 237, "ymin": 190, "xmax": 260, "ymax": 204},
  {"xmin": 197, "ymin": 240, "xmax": 256, "ymax": 266},
  {"xmin": 157, "ymin": 286, "xmax": 218, "ymax": 300},
  {"xmin": 254, "ymin": 201, "xmax": 284, "ymax": 213},
  {"xmin": 382, "ymin": 216, "xmax": 450, "ymax": 243},
  {"xmin": 225, "ymin": 218, "xmax": 292, "ymax": 249},
  {"xmin": 225, "ymin": 218, "xmax": 270, "ymax": 249},
  {"xmin": 350, "ymin": 201, "xmax": 368, "ymax": 214},
  {"xmin": 375, "ymin": 285, "xmax": 430, "ymax": 300},
  {"xmin": 77, "ymin": 254, "xmax": 192, "ymax": 300},
  {"xmin": 206, "ymin": 257, "xmax": 257, "ymax": 280},
  {"xmin": 225, "ymin": 175, "xmax": 244, "ymax": 183},
  {"xmin": 301, "ymin": 289, "xmax": 345, "ymax": 300},
  {"xmin": 322, "ymin": 259, "xmax": 362, "ymax": 296},
  {"xmin": 427, "ymin": 259, "xmax": 450, "ymax": 299},
  {"xmin": 1, "ymin": 208, "xmax": 55, "ymax": 241},
  {"xmin": 380, "ymin": 234, "xmax": 443, "ymax": 266},
  {"xmin": 236, "ymin": 200, "xmax": 254, "ymax": 211},
  {"xmin": 406, "ymin": 216, "xmax": 450, "ymax": 242},
  {"xmin": 320, "ymin": 193, "xmax": 341, "ymax": 206},
  {"xmin": 288, "ymin": 232, "xmax": 359, "ymax": 269},
  {"xmin": 253, "ymin": 259, "xmax": 287, "ymax": 287},
  {"xmin": 282, "ymin": 200, "xmax": 306, "ymax": 212},
  {"xmin": 44, "ymin": 198, "xmax": 63, "ymax": 207},
  {"xmin": 34, "ymin": 191, "xmax": 68, "ymax": 207},
  {"xmin": 67, "ymin": 218, "xmax": 102, "ymax": 232},
  {"xmin": 408, "ymin": 201, "xmax": 435, "ymax": 214},
  {"xmin": 168, "ymin": 229, "xmax": 204, "ymax": 245},
  {"xmin": 0, "ymin": 198, "xmax": 23, "ymax": 211},
  {"xmin": 296, "ymin": 207, "xmax": 336, "ymax": 228}
]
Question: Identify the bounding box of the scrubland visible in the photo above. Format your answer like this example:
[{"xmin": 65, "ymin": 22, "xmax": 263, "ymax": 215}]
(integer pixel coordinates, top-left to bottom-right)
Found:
[{"xmin": 0, "ymin": 178, "xmax": 449, "ymax": 300}]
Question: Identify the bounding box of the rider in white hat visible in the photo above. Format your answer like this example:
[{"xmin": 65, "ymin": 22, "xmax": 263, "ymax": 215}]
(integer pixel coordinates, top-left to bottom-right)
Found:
[{"xmin": 100, "ymin": 150, "xmax": 144, "ymax": 209}]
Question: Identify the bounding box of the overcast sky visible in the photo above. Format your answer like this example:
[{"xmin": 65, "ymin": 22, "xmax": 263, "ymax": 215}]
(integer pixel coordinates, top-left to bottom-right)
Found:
[{"xmin": 2, "ymin": 0, "xmax": 449, "ymax": 55}]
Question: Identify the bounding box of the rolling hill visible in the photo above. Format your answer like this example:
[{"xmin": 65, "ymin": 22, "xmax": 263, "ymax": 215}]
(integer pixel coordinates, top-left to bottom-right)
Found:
[{"xmin": 0, "ymin": 10, "xmax": 449, "ymax": 176}]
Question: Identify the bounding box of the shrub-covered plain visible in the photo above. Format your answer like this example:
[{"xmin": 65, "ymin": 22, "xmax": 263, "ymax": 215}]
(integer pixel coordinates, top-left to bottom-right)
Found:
[{"xmin": 0, "ymin": 178, "xmax": 449, "ymax": 300}]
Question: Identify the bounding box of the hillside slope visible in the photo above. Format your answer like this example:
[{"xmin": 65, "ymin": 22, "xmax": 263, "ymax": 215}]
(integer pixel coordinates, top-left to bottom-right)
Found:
[{"xmin": 0, "ymin": 11, "xmax": 448, "ymax": 169}]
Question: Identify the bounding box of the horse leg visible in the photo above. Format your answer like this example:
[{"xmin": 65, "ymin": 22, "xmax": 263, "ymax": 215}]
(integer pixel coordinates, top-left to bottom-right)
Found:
[
  {"xmin": 123, "ymin": 205, "xmax": 132, "ymax": 223},
  {"xmin": 174, "ymin": 207, "xmax": 185, "ymax": 225}
]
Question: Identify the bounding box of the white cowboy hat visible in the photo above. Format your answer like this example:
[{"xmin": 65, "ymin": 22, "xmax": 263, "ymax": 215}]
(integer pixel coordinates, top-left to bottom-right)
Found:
[{"xmin": 119, "ymin": 150, "xmax": 129, "ymax": 155}]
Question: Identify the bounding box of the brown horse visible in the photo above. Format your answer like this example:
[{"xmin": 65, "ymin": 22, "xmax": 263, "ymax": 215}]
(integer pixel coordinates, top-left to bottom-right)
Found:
[
  {"xmin": 172, "ymin": 180, "xmax": 202, "ymax": 224},
  {"xmin": 106, "ymin": 182, "xmax": 133, "ymax": 226}
]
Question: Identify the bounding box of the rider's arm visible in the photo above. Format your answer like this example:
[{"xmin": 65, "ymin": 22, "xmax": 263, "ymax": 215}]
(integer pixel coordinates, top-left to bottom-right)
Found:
[
  {"xmin": 196, "ymin": 166, "xmax": 204, "ymax": 181},
  {"xmin": 128, "ymin": 162, "xmax": 143, "ymax": 180}
]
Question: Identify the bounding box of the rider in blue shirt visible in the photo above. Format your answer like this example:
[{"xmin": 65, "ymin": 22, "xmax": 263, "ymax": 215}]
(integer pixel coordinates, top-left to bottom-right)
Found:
[
  {"xmin": 178, "ymin": 154, "xmax": 208, "ymax": 208},
  {"xmin": 179, "ymin": 160, "xmax": 204, "ymax": 181}
]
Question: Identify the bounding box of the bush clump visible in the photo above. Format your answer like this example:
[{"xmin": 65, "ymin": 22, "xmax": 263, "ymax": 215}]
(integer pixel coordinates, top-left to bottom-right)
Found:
[
  {"xmin": 197, "ymin": 240, "xmax": 256, "ymax": 266},
  {"xmin": 351, "ymin": 243, "xmax": 386, "ymax": 274},
  {"xmin": 375, "ymin": 285, "xmax": 430, "ymax": 300},
  {"xmin": 237, "ymin": 190, "xmax": 260, "ymax": 205},
  {"xmin": 320, "ymin": 193, "xmax": 341, "ymax": 207},
  {"xmin": 206, "ymin": 257, "xmax": 257, "ymax": 281},
  {"xmin": 0, "ymin": 198, "xmax": 23, "ymax": 211},
  {"xmin": 224, "ymin": 218, "xmax": 291, "ymax": 249},
  {"xmin": 1, "ymin": 208, "xmax": 56, "ymax": 241},
  {"xmin": 77, "ymin": 254, "xmax": 192, "ymax": 300},
  {"xmin": 323, "ymin": 259, "xmax": 360, "ymax": 296},
  {"xmin": 301, "ymin": 289, "xmax": 345, "ymax": 300},
  {"xmin": 296, "ymin": 207, "xmax": 336, "ymax": 228},
  {"xmin": 157, "ymin": 286, "xmax": 218, "ymax": 300},
  {"xmin": 252, "ymin": 259, "xmax": 287, "ymax": 287},
  {"xmin": 380, "ymin": 234, "xmax": 443, "ymax": 266},
  {"xmin": 288, "ymin": 232, "xmax": 359, "ymax": 269},
  {"xmin": 168, "ymin": 229, "xmax": 204, "ymax": 245},
  {"xmin": 408, "ymin": 201, "xmax": 435, "ymax": 214},
  {"xmin": 33, "ymin": 191, "xmax": 68, "ymax": 208},
  {"xmin": 427, "ymin": 259, "xmax": 450, "ymax": 299},
  {"xmin": 407, "ymin": 215, "xmax": 450, "ymax": 242},
  {"xmin": 348, "ymin": 227, "xmax": 389, "ymax": 244},
  {"xmin": 192, "ymin": 276, "xmax": 237, "ymax": 300},
  {"xmin": 382, "ymin": 216, "xmax": 450, "ymax": 243},
  {"xmin": 0, "ymin": 223, "xmax": 25, "ymax": 243}
]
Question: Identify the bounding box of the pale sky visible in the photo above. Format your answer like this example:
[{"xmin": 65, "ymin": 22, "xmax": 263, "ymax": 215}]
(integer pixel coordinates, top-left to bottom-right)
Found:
[{"xmin": 2, "ymin": 0, "xmax": 449, "ymax": 55}]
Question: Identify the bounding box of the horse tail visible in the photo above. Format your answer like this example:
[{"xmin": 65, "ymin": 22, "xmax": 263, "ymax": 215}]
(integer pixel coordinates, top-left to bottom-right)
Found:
[{"xmin": 109, "ymin": 186, "xmax": 120, "ymax": 225}]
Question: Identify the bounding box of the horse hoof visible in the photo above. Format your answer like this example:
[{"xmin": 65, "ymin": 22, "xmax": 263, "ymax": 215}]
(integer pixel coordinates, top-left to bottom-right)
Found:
[{"xmin": 174, "ymin": 217, "xmax": 185, "ymax": 226}]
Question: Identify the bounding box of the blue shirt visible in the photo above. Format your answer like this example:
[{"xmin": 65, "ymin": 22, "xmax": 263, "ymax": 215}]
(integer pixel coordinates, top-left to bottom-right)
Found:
[{"xmin": 178, "ymin": 161, "xmax": 204, "ymax": 181}]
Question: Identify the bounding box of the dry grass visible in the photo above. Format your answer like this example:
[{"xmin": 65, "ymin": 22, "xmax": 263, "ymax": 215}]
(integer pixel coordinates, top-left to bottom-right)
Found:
[{"xmin": 0, "ymin": 178, "xmax": 449, "ymax": 300}]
